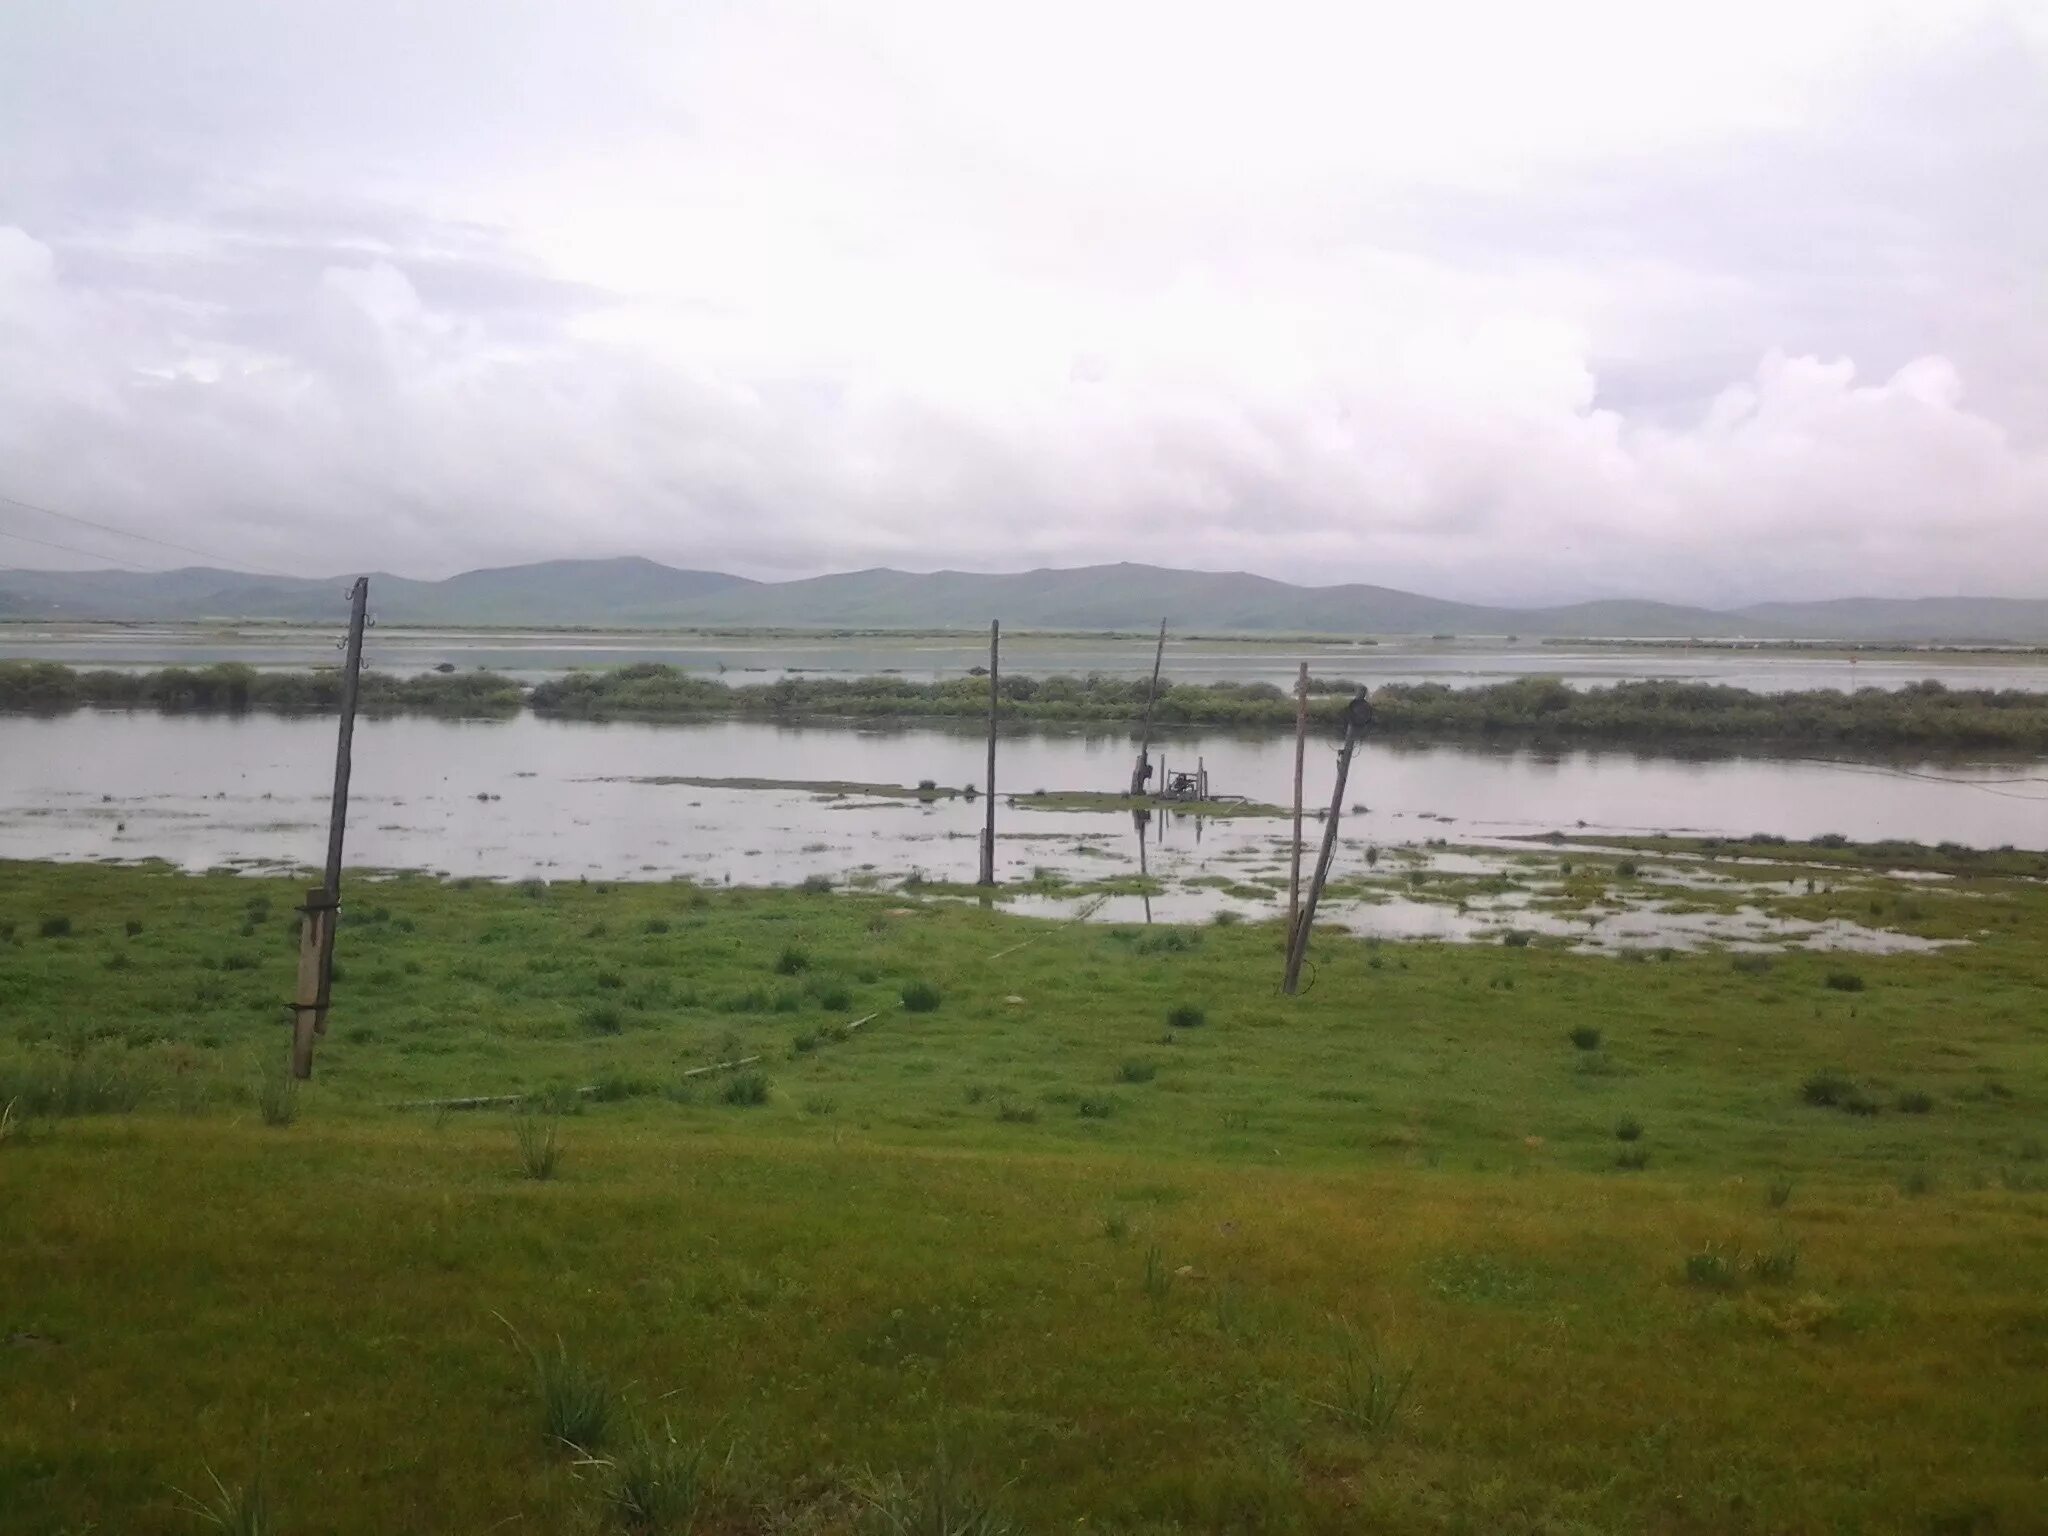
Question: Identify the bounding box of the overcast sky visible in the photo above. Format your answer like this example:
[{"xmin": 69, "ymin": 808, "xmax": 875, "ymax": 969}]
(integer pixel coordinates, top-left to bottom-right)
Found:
[{"xmin": 1, "ymin": 0, "xmax": 2044, "ymax": 604}]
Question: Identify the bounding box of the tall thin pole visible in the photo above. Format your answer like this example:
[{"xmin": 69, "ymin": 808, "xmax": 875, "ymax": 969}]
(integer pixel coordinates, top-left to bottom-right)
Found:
[
  {"xmin": 1287, "ymin": 661, "xmax": 1308, "ymax": 939},
  {"xmin": 1129, "ymin": 618, "xmax": 1167, "ymax": 796},
  {"xmin": 979, "ymin": 619, "xmax": 999, "ymax": 886},
  {"xmin": 293, "ymin": 576, "xmax": 368, "ymax": 1077},
  {"xmin": 1283, "ymin": 692, "xmax": 1371, "ymax": 996}
]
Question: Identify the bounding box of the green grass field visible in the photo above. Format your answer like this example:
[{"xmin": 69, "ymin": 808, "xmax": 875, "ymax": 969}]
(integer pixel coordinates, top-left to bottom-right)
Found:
[{"xmin": 2, "ymin": 858, "xmax": 2045, "ymax": 1534}]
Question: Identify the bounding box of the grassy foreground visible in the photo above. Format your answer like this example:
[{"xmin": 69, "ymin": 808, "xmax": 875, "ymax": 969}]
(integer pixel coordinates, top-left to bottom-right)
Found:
[{"xmin": 3, "ymin": 860, "xmax": 2046, "ymax": 1535}]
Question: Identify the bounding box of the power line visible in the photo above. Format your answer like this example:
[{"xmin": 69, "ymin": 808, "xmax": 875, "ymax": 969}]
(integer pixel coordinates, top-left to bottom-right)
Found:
[
  {"xmin": 0, "ymin": 489, "xmax": 304, "ymax": 581},
  {"xmin": 0, "ymin": 526, "xmax": 164, "ymax": 573}
]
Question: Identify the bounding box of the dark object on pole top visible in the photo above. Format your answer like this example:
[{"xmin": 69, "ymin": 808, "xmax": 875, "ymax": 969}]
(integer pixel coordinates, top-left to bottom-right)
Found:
[{"xmin": 1342, "ymin": 691, "xmax": 1374, "ymax": 732}]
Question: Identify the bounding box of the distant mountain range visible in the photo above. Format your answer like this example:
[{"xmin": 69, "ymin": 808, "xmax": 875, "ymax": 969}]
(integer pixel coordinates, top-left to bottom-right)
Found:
[{"xmin": 4, "ymin": 558, "xmax": 2048, "ymax": 643}]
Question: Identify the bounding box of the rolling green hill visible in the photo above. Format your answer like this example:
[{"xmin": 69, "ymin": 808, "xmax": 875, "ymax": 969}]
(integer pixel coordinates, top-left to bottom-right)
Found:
[{"xmin": 3, "ymin": 557, "xmax": 2046, "ymax": 640}]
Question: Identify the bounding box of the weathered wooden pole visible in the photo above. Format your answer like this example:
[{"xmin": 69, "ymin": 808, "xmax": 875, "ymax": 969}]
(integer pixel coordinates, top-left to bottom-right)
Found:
[
  {"xmin": 292, "ymin": 575, "xmax": 368, "ymax": 1078},
  {"xmin": 1287, "ymin": 662, "xmax": 1308, "ymax": 937},
  {"xmin": 979, "ymin": 619, "xmax": 999, "ymax": 886},
  {"xmin": 1129, "ymin": 618, "xmax": 1167, "ymax": 796},
  {"xmin": 1283, "ymin": 691, "xmax": 1372, "ymax": 996}
]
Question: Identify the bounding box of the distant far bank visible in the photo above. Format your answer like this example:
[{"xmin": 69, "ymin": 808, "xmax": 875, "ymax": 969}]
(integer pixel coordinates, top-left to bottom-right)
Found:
[
  {"xmin": 8, "ymin": 660, "xmax": 2048, "ymax": 753},
  {"xmin": 5, "ymin": 557, "xmax": 2048, "ymax": 643}
]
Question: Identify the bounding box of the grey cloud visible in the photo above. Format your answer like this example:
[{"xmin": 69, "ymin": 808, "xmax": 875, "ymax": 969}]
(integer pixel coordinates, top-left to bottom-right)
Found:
[{"xmin": 0, "ymin": 2, "xmax": 2044, "ymax": 606}]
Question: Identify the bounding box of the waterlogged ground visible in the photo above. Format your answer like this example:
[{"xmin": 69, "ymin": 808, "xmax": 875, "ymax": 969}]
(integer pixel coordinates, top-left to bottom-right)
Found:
[{"xmin": 4, "ymin": 709, "xmax": 2034, "ymax": 954}]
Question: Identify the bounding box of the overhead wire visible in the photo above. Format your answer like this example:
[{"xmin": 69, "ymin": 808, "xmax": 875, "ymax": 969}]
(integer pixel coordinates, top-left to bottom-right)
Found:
[
  {"xmin": 0, "ymin": 488, "xmax": 305, "ymax": 581},
  {"xmin": 0, "ymin": 526, "xmax": 165, "ymax": 573}
]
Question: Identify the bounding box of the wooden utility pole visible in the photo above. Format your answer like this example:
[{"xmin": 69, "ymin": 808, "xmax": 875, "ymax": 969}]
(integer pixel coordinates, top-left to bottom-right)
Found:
[
  {"xmin": 292, "ymin": 576, "xmax": 368, "ymax": 1078},
  {"xmin": 1283, "ymin": 691, "xmax": 1372, "ymax": 996},
  {"xmin": 1287, "ymin": 662, "xmax": 1308, "ymax": 937},
  {"xmin": 979, "ymin": 620, "xmax": 999, "ymax": 886},
  {"xmin": 1129, "ymin": 618, "xmax": 1167, "ymax": 796}
]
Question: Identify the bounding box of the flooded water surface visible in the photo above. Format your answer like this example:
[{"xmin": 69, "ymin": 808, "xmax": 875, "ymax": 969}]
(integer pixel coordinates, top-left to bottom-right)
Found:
[{"xmin": 3, "ymin": 710, "xmax": 2041, "ymax": 953}]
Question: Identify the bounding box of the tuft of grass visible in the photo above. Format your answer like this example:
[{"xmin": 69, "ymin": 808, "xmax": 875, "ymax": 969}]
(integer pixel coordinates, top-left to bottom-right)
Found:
[
  {"xmin": 1683, "ymin": 1244, "xmax": 1741, "ymax": 1291},
  {"xmin": 38, "ymin": 914, "xmax": 73, "ymax": 939},
  {"xmin": 1076, "ymin": 1096, "xmax": 1115, "ymax": 1119},
  {"xmin": 173, "ymin": 1465, "xmax": 273, "ymax": 1536},
  {"xmin": 581, "ymin": 1003, "xmax": 624, "ymax": 1036},
  {"xmin": 514, "ymin": 1112, "xmax": 563, "ymax": 1180},
  {"xmin": 721, "ymin": 1070, "xmax": 770, "ymax": 1107},
  {"xmin": 1314, "ymin": 1325, "xmax": 1416, "ymax": 1435},
  {"xmin": 995, "ymin": 1100, "xmax": 1038, "ymax": 1124},
  {"xmin": 813, "ymin": 982, "xmax": 853, "ymax": 1012},
  {"xmin": 1800, "ymin": 1071, "xmax": 1853, "ymax": 1107},
  {"xmin": 528, "ymin": 1337, "xmax": 612, "ymax": 1451},
  {"xmin": 801, "ymin": 1093, "xmax": 837, "ymax": 1116},
  {"xmin": 124, "ymin": 918, "xmax": 144, "ymax": 938},
  {"xmin": 1895, "ymin": 1088, "xmax": 1935, "ymax": 1114},
  {"xmin": 1823, "ymin": 969, "xmax": 1866, "ymax": 993},
  {"xmin": 773, "ymin": 944, "xmax": 810, "ymax": 976},
  {"xmin": 855, "ymin": 1443, "xmax": 1015, "ymax": 1536},
  {"xmin": 1568, "ymin": 1025, "xmax": 1602, "ymax": 1052},
  {"xmin": 900, "ymin": 981, "xmax": 942, "ymax": 1013},
  {"xmin": 1211, "ymin": 909, "xmax": 1243, "ymax": 927},
  {"xmin": 799, "ymin": 873, "xmax": 835, "ymax": 895},
  {"xmin": 643, "ymin": 917, "xmax": 671, "ymax": 935},
  {"xmin": 1899, "ymin": 1164, "xmax": 1935, "ymax": 1198},
  {"xmin": 1730, "ymin": 952, "xmax": 1774, "ymax": 975},
  {"xmin": 1767, "ymin": 1176, "xmax": 1795, "ymax": 1210},
  {"xmin": 1748, "ymin": 1243, "xmax": 1800, "ymax": 1284},
  {"xmin": 590, "ymin": 1419, "xmax": 705, "ymax": 1534},
  {"xmin": 1165, "ymin": 1003, "xmax": 1206, "ymax": 1030},
  {"xmin": 256, "ymin": 1068, "xmax": 298, "ymax": 1128},
  {"xmin": 1141, "ymin": 1245, "xmax": 1172, "ymax": 1310},
  {"xmin": 1115, "ymin": 1060, "xmax": 1157, "ymax": 1084},
  {"xmin": 1614, "ymin": 1116, "xmax": 1644, "ymax": 1142},
  {"xmin": 1500, "ymin": 929, "xmax": 1531, "ymax": 948},
  {"xmin": 1101, "ymin": 1209, "xmax": 1130, "ymax": 1241},
  {"xmin": 1614, "ymin": 1146, "xmax": 1650, "ymax": 1171}
]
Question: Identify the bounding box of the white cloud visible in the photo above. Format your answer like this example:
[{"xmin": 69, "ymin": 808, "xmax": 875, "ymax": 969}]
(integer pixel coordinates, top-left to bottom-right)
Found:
[{"xmin": 0, "ymin": 0, "xmax": 2043, "ymax": 603}]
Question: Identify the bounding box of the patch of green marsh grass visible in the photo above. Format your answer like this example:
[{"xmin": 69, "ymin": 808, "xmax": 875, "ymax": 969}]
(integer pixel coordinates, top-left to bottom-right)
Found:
[
  {"xmin": 1165, "ymin": 1003, "xmax": 1205, "ymax": 1030},
  {"xmin": 586, "ymin": 1419, "xmax": 707, "ymax": 1534},
  {"xmin": 515, "ymin": 1111, "xmax": 564, "ymax": 1179},
  {"xmin": 773, "ymin": 944, "xmax": 810, "ymax": 976},
  {"xmin": 856, "ymin": 1443, "xmax": 1015, "ymax": 1536},
  {"xmin": 1314, "ymin": 1324, "xmax": 1416, "ymax": 1435},
  {"xmin": 173, "ymin": 1464, "xmax": 274, "ymax": 1536},
  {"xmin": 1568, "ymin": 1025, "xmax": 1602, "ymax": 1051},
  {"xmin": 900, "ymin": 980, "xmax": 942, "ymax": 1013},
  {"xmin": 720, "ymin": 1070, "xmax": 770, "ymax": 1106},
  {"xmin": 0, "ymin": 1046, "xmax": 149, "ymax": 1117},
  {"xmin": 1116, "ymin": 1059, "xmax": 1157, "ymax": 1083},
  {"xmin": 1683, "ymin": 1244, "xmax": 1742, "ymax": 1291}
]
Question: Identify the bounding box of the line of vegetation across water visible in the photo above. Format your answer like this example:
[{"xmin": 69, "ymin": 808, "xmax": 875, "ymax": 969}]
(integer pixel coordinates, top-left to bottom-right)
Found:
[
  {"xmin": 8, "ymin": 659, "xmax": 2048, "ymax": 749},
  {"xmin": 1, "ymin": 857, "xmax": 2045, "ymax": 1531}
]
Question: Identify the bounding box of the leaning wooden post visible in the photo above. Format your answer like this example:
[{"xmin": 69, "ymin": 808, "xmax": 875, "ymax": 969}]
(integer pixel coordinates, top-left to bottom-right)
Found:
[
  {"xmin": 1287, "ymin": 662, "xmax": 1308, "ymax": 937},
  {"xmin": 979, "ymin": 619, "xmax": 999, "ymax": 886},
  {"xmin": 1129, "ymin": 617, "xmax": 1167, "ymax": 796},
  {"xmin": 1283, "ymin": 691, "xmax": 1372, "ymax": 996},
  {"xmin": 292, "ymin": 575, "xmax": 368, "ymax": 1077}
]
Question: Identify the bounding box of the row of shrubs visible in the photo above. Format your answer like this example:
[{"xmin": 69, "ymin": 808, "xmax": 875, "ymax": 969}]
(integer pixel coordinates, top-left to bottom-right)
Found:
[{"xmin": 11, "ymin": 659, "xmax": 2048, "ymax": 745}]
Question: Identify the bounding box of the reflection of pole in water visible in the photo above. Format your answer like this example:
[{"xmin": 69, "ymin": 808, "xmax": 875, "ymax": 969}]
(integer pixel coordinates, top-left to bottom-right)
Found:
[{"xmin": 1132, "ymin": 806, "xmax": 1153, "ymax": 924}]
